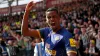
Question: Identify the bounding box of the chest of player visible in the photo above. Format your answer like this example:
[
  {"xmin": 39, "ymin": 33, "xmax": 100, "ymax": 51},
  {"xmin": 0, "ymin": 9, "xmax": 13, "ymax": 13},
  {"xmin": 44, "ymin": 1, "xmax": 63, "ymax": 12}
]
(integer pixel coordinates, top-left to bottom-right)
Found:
[
  {"xmin": 45, "ymin": 32, "xmax": 65, "ymax": 49},
  {"xmin": 45, "ymin": 33, "xmax": 67, "ymax": 56}
]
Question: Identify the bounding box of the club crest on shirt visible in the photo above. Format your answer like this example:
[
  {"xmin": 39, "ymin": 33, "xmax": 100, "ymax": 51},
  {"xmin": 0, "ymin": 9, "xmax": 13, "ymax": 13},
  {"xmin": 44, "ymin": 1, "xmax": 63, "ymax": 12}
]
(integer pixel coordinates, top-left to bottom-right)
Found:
[
  {"xmin": 45, "ymin": 46, "xmax": 56, "ymax": 55},
  {"xmin": 55, "ymin": 36, "xmax": 60, "ymax": 41}
]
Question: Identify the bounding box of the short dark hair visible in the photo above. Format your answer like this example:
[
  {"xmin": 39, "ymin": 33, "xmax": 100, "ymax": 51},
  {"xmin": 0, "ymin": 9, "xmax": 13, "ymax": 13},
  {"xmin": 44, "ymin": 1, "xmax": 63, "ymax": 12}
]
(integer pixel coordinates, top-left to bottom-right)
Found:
[{"xmin": 46, "ymin": 7, "xmax": 61, "ymax": 16}]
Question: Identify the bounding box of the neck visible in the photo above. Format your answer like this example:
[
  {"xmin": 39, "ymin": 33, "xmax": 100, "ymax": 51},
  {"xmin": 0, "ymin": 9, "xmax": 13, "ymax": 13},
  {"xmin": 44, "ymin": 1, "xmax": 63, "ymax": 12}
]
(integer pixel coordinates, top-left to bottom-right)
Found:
[
  {"xmin": 82, "ymin": 32, "xmax": 85, "ymax": 35},
  {"xmin": 52, "ymin": 25, "xmax": 61, "ymax": 32}
]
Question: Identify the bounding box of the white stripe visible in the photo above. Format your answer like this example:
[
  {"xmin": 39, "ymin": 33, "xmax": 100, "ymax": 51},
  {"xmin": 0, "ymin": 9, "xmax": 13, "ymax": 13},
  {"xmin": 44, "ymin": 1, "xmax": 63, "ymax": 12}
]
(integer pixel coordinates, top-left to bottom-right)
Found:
[
  {"xmin": 38, "ymin": 43, "xmax": 42, "ymax": 56},
  {"xmin": 34, "ymin": 45, "xmax": 38, "ymax": 56}
]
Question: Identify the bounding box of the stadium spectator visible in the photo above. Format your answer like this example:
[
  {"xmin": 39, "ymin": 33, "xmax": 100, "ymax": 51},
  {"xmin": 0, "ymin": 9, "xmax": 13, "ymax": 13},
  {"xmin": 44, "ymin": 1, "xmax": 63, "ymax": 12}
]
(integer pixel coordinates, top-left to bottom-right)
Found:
[{"xmin": 84, "ymin": 39, "xmax": 99, "ymax": 56}]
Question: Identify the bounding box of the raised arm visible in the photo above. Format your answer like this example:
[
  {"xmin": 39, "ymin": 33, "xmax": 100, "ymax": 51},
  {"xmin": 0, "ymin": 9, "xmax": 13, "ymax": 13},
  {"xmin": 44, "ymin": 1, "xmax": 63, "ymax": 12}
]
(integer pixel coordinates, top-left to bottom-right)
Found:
[
  {"xmin": 21, "ymin": 1, "xmax": 40, "ymax": 38},
  {"xmin": 9, "ymin": 30, "xmax": 17, "ymax": 38}
]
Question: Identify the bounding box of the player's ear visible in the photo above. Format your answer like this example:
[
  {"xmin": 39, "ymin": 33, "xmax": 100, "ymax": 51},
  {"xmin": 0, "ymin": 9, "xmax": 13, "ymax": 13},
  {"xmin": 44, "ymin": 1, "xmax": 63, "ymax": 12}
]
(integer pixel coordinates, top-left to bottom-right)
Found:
[{"xmin": 46, "ymin": 19, "xmax": 48, "ymax": 23}]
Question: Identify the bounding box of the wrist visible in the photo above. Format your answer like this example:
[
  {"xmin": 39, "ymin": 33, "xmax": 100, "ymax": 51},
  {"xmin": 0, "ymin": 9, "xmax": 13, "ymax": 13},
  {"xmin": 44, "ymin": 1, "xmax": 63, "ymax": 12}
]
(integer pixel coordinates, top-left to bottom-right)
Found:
[{"xmin": 25, "ymin": 9, "xmax": 30, "ymax": 13}]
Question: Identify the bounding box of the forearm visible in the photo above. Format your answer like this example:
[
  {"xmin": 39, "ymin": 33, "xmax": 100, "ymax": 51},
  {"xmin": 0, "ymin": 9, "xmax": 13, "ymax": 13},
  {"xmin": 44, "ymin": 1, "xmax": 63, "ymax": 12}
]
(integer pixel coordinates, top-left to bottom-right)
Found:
[
  {"xmin": 21, "ymin": 10, "xmax": 30, "ymax": 36},
  {"xmin": 9, "ymin": 30, "xmax": 16, "ymax": 38},
  {"xmin": 21, "ymin": 2, "xmax": 41, "ymax": 38}
]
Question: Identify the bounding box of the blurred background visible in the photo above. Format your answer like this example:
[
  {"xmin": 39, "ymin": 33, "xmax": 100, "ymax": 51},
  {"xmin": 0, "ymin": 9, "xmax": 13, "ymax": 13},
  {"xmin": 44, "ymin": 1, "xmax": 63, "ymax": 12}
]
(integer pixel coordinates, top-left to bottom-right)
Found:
[{"xmin": 0, "ymin": 0, "xmax": 100, "ymax": 56}]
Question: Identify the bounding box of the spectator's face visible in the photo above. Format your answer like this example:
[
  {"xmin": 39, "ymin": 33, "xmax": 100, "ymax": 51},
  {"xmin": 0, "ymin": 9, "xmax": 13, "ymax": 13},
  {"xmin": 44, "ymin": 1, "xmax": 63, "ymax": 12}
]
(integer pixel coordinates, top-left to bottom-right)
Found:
[
  {"xmin": 88, "ymin": 20, "xmax": 91, "ymax": 25},
  {"xmin": 95, "ymin": 24, "xmax": 99, "ymax": 29},
  {"xmin": 8, "ymin": 40, "xmax": 13, "ymax": 46},
  {"xmin": 46, "ymin": 11, "xmax": 61, "ymax": 30},
  {"xmin": 68, "ymin": 23, "xmax": 71, "ymax": 28},
  {"xmin": 74, "ymin": 28, "xmax": 79, "ymax": 34},
  {"xmin": 13, "ymin": 41, "xmax": 18, "ymax": 46},
  {"xmin": 35, "ymin": 39, "xmax": 41, "ymax": 43},
  {"xmin": 89, "ymin": 25, "xmax": 93, "ymax": 28},
  {"xmin": 75, "ymin": 34, "xmax": 79, "ymax": 39},
  {"xmin": 90, "ymin": 40, "xmax": 95, "ymax": 47},
  {"xmin": 83, "ymin": 22, "xmax": 88, "ymax": 27},
  {"xmin": 0, "ymin": 38, "xmax": 2, "ymax": 42},
  {"xmin": 24, "ymin": 38, "xmax": 29, "ymax": 42},
  {"xmin": 81, "ymin": 27, "xmax": 86, "ymax": 33}
]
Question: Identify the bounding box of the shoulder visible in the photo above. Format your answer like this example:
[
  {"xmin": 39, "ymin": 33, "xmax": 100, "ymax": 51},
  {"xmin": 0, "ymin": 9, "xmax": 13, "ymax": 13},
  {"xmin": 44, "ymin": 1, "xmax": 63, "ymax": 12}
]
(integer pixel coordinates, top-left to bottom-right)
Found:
[
  {"xmin": 62, "ymin": 28, "xmax": 73, "ymax": 38},
  {"xmin": 39, "ymin": 27, "xmax": 51, "ymax": 38},
  {"xmin": 39, "ymin": 27, "xmax": 51, "ymax": 33},
  {"xmin": 39, "ymin": 27, "xmax": 51, "ymax": 31}
]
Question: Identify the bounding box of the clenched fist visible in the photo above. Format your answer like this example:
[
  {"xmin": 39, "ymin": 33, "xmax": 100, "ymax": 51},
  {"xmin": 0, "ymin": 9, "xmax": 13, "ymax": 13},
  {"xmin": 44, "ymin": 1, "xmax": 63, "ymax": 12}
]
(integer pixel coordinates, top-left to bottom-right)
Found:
[{"xmin": 25, "ymin": 1, "xmax": 35, "ymax": 12}]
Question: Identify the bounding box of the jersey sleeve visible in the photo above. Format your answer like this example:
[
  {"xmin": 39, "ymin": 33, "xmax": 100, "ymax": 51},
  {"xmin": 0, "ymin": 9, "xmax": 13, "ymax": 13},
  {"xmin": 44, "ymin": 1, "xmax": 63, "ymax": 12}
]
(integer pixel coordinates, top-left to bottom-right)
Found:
[{"xmin": 64, "ymin": 32, "xmax": 77, "ymax": 54}]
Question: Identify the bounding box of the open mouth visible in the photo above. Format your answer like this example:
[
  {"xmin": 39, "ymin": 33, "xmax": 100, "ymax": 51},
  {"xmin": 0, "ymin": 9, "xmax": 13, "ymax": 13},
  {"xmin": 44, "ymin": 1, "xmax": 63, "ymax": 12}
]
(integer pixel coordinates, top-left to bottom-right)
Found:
[{"xmin": 51, "ymin": 22, "xmax": 55, "ymax": 26}]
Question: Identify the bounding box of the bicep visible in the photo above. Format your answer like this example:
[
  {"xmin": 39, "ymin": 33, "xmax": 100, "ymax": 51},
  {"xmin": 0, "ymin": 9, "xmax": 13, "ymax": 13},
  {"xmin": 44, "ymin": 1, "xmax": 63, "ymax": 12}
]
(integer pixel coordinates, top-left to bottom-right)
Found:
[
  {"xmin": 26, "ymin": 27, "xmax": 50, "ymax": 39},
  {"xmin": 24, "ymin": 29, "xmax": 41, "ymax": 38}
]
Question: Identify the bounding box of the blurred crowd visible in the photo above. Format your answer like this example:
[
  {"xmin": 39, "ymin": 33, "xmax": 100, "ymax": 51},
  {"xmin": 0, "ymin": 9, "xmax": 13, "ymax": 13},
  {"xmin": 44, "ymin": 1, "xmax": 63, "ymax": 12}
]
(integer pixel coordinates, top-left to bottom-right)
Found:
[{"xmin": 0, "ymin": 0, "xmax": 100, "ymax": 56}]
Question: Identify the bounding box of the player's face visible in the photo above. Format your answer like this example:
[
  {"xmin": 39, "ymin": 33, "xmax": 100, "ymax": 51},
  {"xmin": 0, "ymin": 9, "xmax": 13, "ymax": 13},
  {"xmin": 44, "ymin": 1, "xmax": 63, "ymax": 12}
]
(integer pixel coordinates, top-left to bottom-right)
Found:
[{"xmin": 46, "ymin": 11, "xmax": 61, "ymax": 30}]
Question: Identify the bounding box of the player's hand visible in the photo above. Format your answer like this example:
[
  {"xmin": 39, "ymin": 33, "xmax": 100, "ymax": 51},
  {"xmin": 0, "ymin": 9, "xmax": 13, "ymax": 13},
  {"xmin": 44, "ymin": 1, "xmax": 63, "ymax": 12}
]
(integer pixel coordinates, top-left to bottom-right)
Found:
[{"xmin": 25, "ymin": 1, "xmax": 35, "ymax": 12}]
